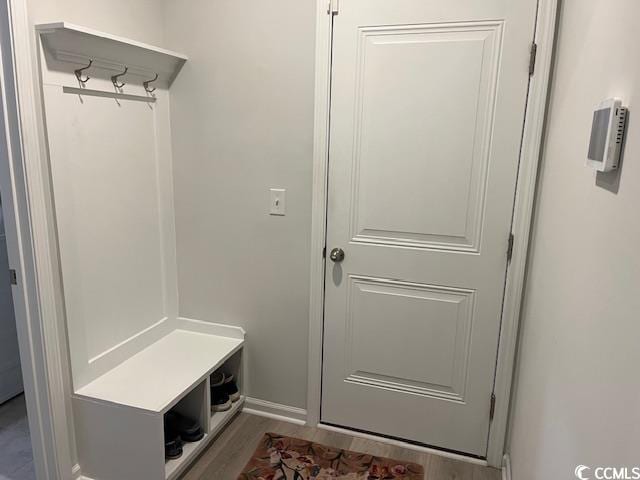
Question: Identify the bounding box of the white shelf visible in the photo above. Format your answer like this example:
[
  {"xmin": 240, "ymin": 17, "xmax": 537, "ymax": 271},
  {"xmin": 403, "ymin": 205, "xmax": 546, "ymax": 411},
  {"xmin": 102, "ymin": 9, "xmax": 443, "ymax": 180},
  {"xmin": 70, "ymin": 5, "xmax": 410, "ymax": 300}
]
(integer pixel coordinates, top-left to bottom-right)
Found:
[
  {"xmin": 75, "ymin": 329, "xmax": 243, "ymax": 413},
  {"xmin": 36, "ymin": 22, "xmax": 187, "ymax": 84},
  {"xmin": 210, "ymin": 396, "xmax": 245, "ymax": 437}
]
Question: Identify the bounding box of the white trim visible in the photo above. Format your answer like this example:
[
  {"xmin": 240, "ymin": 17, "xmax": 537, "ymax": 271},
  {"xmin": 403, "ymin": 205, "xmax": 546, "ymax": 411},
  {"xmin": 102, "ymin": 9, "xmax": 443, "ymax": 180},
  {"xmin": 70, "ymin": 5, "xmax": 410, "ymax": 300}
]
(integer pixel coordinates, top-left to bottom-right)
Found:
[
  {"xmin": 176, "ymin": 316, "xmax": 246, "ymax": 339},
  {"xmin": 306, "ymin": 0, "xmax": 559, "ymax": 468},
  {"xmin": 502, "ymin": 454, "xmax": 512, "ymax": 480},
  {"xmin": 306, "ymin": 0, "xmax": 334, "ymax": 429},
  {"xmin": 318, "ymin": 424, "xmax": 488, "ymax": 467},
  {"xmin": 486, "ymin": 0, "xmax": 559, "ymax": 467},
  {"xmin": 243, "ymin": 397, "xmax": 308, "ymax": 426},
  {"xmin": 0, "ymin": 0, "xmax": 78, "ymax": 479}
]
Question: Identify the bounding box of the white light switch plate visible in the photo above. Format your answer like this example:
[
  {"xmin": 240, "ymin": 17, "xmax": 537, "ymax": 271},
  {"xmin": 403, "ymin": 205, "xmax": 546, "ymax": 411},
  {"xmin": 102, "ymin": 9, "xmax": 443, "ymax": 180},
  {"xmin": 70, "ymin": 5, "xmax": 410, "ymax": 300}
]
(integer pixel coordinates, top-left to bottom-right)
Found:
[{"xmin": 270, "ymin": 188, "xmax": 286, "ymax": 216}]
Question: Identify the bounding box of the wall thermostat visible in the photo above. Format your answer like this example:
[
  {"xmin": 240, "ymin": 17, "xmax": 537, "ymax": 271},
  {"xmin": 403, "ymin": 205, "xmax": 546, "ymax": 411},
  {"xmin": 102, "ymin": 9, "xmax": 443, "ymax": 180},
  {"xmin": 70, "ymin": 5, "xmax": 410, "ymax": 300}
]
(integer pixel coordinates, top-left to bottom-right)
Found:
[{"xmin": 587, "ymin": 98, "xmax": 628, "ymax": 172}]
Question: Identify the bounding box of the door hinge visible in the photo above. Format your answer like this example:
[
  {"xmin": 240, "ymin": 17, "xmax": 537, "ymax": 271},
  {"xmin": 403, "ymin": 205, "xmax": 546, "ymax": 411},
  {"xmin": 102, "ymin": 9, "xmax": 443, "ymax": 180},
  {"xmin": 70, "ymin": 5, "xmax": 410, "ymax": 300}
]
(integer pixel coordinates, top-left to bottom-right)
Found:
[
  {"xmin": 507, "ymin": 233, "xmax": 514, "ymax": 263},
  {"xmin": 489, "ymin": 393, "xmax": 496, "ymax": 421},
  {"xmin": 9, "ymin": 269, "xmax": 17, "ymax": 285},
  {"xmin": 328, "ymin": 0, "xmax": 339, "ymax": 15},
  {"xmin": 529, "ymin": 42, "xmax": 538, "ymax": 76}
]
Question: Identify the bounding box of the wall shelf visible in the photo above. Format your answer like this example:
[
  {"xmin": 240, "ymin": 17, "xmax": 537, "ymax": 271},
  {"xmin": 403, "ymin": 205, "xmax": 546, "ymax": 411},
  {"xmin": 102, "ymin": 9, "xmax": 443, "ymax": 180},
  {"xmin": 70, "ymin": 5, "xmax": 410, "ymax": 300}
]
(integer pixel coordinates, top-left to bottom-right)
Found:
[{"xmin": 36, "ymin": 22, "xmax": 187, "ymax": 84}]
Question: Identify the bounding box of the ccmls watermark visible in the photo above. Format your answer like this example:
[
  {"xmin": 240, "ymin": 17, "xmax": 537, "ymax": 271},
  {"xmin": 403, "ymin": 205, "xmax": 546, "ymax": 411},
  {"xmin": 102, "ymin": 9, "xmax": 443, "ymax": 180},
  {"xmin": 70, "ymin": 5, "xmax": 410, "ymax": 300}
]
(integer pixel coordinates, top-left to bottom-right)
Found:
[{"xmin": 575, "ymin": 465, "xmax": 640, "ymax": 480}]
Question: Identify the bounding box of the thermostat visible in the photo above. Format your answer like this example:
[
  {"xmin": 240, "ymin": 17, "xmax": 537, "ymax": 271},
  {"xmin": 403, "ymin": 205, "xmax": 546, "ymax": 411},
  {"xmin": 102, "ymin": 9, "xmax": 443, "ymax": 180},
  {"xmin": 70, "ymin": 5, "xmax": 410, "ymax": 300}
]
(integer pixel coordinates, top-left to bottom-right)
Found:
[{"xmin": 587, "ymin": 98, "xmax": 628, "ymax": 172}]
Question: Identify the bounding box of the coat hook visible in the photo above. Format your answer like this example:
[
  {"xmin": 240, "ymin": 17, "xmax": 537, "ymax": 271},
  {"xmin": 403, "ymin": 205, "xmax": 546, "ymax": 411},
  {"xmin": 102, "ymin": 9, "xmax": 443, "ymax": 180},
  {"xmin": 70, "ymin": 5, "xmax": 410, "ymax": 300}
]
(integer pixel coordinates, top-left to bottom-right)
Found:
[
  {"xmin": 143, "ymin": 73, "xmax": 159, "ymax": 93},
  {"xmin": 111, "ymin": 66, "xmax": 128, "ymax": 89},
  {"xmin": 74, "ymin": 59, "xmax": 93, "ymax": 84}
]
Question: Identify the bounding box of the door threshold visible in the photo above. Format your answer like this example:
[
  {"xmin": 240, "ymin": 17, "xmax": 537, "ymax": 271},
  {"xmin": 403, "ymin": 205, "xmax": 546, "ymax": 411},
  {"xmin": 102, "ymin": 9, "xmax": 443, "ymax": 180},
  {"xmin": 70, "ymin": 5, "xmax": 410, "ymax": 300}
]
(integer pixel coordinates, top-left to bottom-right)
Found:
[{"xmin": 318, "ymin": 422, "xmax": 488, "ymax": 467}]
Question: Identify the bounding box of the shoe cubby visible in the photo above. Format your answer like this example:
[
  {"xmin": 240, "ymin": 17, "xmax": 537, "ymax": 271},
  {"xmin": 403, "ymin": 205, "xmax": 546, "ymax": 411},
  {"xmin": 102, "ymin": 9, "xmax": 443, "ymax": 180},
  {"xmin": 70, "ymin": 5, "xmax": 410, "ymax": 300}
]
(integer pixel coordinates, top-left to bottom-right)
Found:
[
  {"xmin": 72, "ymin": 328, "xmax": 245, "ymax": 480},
  {"xmin": 164, "ymin": 380, "xmax": 209, "ymax": 480},
  {"xmin": 209, "ymin": 349, "xmax": 245, "ymax": 436}
]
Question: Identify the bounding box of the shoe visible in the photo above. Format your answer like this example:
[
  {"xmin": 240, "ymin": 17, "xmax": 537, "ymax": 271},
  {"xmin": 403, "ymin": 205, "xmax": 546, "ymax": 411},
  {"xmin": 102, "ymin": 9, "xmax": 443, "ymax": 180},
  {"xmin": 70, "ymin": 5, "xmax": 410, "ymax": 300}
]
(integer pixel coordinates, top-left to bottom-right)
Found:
[
  {"xmin": 164, "ymin": 418, "xmax": 183, "ymax": 460},
  {"xmin": 165, "ymin": 411, "xmax": 204, "ymax": 443},
  {"xmin": 223, "ymin": 373, "xmax": 240, "ymax": 403},
  {"xmin": 211, "ymin": 372, "xmax": 232, "ymax": 412}
]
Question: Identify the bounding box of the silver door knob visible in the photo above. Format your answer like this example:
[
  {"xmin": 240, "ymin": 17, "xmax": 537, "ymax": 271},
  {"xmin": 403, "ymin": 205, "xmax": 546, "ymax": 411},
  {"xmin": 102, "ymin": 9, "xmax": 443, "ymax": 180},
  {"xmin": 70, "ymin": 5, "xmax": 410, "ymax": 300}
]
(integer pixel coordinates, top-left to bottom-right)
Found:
[{"xmin": 329, "ymin": 248, "xmax": 345, "ymax": 263}]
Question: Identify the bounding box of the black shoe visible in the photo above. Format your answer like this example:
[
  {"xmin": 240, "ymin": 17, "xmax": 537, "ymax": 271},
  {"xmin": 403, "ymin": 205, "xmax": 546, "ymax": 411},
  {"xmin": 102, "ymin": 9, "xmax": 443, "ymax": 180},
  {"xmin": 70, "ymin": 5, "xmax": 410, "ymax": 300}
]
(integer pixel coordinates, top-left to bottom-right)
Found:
[
  {"xmin": 164, "ymin": 419, "xmax": 183, "ymax": 460},
  {"xmin": 165, "ymin": 411, "xmax": 204, "ymax": 443},
  {"xmin": 223, "ymin": 373, "xmax": 240, "ymax": 403},
  {"xmin": 211, "ymin": 372, "xmax": 232, "ymax": 412}
]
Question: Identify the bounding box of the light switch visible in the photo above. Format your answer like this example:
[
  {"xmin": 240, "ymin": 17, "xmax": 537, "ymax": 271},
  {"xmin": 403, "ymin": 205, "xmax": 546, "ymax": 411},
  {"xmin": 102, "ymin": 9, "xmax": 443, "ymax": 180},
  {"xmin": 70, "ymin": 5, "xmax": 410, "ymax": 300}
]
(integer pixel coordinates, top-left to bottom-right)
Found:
[{"xmin": 269, "ymin": 188, "xmax": 286, "ymax": 216}]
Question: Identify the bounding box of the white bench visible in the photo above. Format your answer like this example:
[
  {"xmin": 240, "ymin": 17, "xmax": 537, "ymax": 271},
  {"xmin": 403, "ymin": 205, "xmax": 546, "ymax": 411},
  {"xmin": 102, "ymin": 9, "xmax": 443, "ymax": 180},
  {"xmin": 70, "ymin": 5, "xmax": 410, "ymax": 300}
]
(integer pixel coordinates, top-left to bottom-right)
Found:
[{"xmin": 73, "ymin": 328, "xmax": 245, "ymax": 480}]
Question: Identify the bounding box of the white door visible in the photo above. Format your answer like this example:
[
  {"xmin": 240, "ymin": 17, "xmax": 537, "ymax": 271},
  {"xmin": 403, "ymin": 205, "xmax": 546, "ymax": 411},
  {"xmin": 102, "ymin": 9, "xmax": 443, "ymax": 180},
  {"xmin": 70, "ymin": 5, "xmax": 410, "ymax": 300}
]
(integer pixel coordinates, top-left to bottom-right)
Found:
[{"xmin": 321, "ymin": 0, "xmax": 537, "ymax": 456}]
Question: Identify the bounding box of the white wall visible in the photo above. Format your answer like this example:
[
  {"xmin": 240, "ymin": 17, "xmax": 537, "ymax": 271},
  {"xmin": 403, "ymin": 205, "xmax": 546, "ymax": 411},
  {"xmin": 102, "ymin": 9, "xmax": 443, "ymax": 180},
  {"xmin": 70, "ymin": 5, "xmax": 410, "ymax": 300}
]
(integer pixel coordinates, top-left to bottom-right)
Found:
[
  {"xmin": 27, "ymin": 0, "xmax": 165, "ymax": 46},
  {"xmin": 507, "ymin": 0, "xmax": 640, "ymax": 477},
  {"xmin": 0, "ymin": 204, "xmax": 22, "ymax": 404},
  {"xmin": 164, "ymin": 0, "xmax": 316, "ymax": 409}
]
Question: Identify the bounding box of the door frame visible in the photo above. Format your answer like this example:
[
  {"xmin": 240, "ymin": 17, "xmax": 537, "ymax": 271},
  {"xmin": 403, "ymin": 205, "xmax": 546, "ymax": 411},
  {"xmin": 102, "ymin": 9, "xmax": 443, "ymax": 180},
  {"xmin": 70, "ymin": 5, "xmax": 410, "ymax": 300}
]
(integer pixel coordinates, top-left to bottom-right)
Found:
[
  {"xmin": 306, "ymin": 0, "xmax": 559, "ymax": 467},
  {"xmin": 0, "ymin": 0, "xmax": 78, "ymax": 479}
]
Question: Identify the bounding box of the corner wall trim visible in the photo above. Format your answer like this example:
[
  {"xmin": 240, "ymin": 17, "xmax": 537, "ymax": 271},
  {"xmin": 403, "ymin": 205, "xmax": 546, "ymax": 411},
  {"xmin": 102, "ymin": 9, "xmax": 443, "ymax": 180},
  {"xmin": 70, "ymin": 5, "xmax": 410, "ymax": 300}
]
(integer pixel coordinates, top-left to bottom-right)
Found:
[
  {"xmin": 503, "ymin": 454, "xmax": 512, "ymax": 480},
  {"xmin": 306, "ymin": 0, "xmax": 335, "ymax": 428},
  {"xmin": 1, "ymin": 0, "xmax": 80, "ymax": 478},
  {"xmin": 243, "ymin": 397, "xmax": 307, "ymax": 426},
  {"xmin": 486, "ymin": 0, "xmax": 559, "ymax": 467}
]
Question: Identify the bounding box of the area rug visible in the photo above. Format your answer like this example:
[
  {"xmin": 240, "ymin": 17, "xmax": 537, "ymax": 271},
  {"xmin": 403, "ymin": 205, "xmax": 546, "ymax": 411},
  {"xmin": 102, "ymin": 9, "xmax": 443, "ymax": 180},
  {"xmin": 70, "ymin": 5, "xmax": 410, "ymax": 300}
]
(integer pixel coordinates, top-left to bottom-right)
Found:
[{"xmin": 238, "ymin": 433, "xmax": 424, "ymax": 480}]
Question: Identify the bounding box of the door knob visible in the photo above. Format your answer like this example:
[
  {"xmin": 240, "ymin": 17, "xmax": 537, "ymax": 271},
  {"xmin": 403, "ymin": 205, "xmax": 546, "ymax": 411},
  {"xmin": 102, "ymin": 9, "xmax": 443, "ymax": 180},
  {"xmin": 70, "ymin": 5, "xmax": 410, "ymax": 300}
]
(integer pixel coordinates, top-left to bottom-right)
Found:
[{"xmin": 329, "ymin": 248, "xmax": 345, "ymax": 263}]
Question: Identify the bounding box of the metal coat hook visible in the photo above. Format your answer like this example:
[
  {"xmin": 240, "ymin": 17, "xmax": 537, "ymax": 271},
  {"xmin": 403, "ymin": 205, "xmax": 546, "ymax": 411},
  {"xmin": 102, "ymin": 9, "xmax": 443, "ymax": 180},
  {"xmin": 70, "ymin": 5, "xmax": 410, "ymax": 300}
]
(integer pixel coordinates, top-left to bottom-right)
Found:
[
  {"xmin": 74, "ymin": 59, "xmax": 93, "ymax": 84},
  {"xmin": 143, "ymin": 73, "xmax": 159, "ymax": 93},
  {"xmin": 111, "ymin": 66, "xmax": 128, "ymax": 89}
]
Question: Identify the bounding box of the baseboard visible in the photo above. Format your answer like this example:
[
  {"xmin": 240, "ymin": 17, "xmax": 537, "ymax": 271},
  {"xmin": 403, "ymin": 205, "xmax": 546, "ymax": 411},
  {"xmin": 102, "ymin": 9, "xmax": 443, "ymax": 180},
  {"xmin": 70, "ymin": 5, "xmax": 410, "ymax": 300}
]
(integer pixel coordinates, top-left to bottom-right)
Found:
[
  {"xmin": 503, "ymin": 454, "xmax": 512, "ymax": 480},
  {"xmin": 0, "ymin": 364, "xmax": 24, "ymax": 405},
  {"xmin": 243, "ymin": 397, "xmax": 307, "ymax": 425},
  {"xmin": 0, "ymin": 384, "xmax": 24, "ymax": 406}
]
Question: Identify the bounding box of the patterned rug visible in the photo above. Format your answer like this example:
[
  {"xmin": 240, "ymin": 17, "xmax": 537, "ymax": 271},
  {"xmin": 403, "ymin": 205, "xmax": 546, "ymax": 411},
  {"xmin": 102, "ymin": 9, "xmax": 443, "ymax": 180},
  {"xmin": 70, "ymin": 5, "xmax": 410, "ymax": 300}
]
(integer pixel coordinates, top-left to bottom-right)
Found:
[{"xmin": 238, "ymin": 433, "xmax": 424, "ymax": 480}]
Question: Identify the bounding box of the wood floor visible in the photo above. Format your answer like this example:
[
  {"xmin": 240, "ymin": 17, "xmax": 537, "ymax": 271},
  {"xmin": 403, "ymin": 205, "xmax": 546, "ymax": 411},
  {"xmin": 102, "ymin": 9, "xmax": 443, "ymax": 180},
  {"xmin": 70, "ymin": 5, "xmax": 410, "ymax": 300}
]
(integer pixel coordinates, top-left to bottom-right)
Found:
[
  {"xmin": 0, "ymin": 395, "xmax": 35, "ymax": 480},
  {"xmin": 182, "ymin": 413, "xmax": 501, "ymax": 480}
]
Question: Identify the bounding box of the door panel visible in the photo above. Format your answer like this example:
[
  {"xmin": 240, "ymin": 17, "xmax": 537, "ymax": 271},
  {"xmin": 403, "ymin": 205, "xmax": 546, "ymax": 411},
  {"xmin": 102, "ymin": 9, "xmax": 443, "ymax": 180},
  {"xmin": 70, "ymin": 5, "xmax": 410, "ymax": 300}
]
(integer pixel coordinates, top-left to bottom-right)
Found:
[
  {"xmin": 345, "ymin": 276, "xmax": 474, "ymax": 402},
  {"xmin": 322, "ymin": 0, "xmax": 537, "ymax": 456},
  {"xmin": 352, "ymin": 23, "xmax": 502, "ymax": 252}
]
